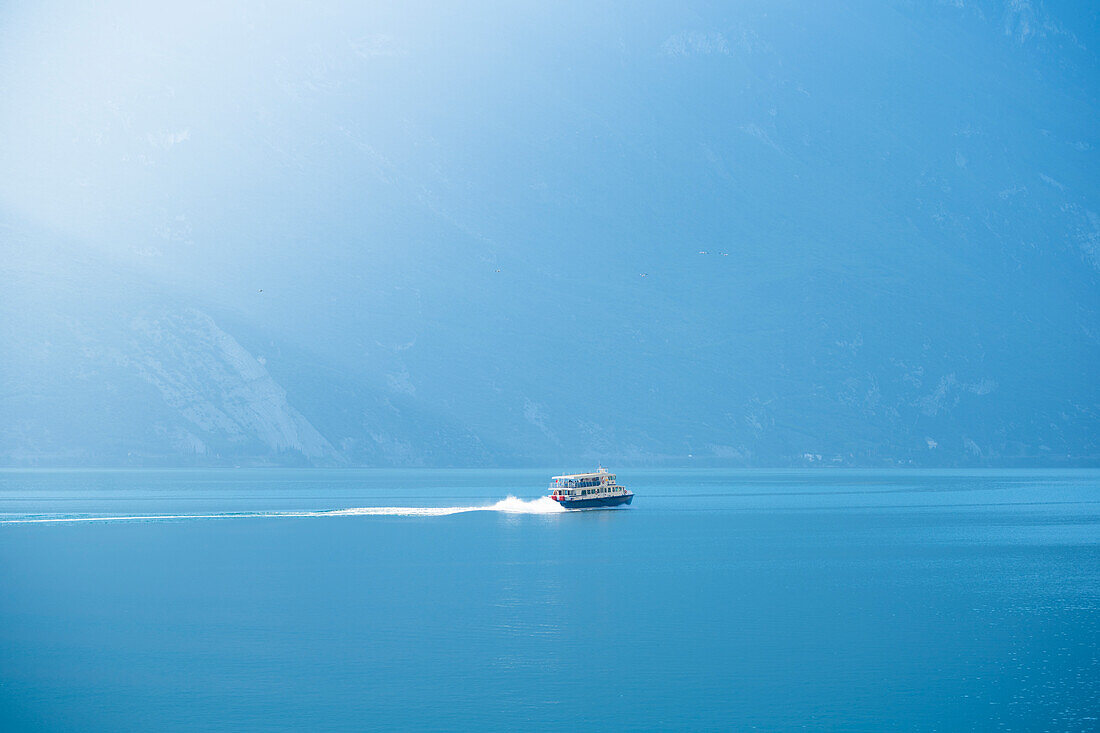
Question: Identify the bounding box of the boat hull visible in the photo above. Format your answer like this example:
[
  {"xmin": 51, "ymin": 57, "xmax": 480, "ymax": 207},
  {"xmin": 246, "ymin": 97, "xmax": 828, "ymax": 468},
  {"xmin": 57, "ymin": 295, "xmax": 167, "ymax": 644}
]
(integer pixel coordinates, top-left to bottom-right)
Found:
[{"xmin": 554, "ymin": 493, "xmax": 633, "ymax": 510}]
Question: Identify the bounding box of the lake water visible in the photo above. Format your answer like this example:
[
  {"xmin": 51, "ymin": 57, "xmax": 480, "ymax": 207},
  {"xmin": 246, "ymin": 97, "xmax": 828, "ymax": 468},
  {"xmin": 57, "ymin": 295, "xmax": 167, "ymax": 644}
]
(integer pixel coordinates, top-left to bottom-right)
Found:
[{"xmin": 1, "ymin": 469, "xmax": 1097, "ymax": 731}]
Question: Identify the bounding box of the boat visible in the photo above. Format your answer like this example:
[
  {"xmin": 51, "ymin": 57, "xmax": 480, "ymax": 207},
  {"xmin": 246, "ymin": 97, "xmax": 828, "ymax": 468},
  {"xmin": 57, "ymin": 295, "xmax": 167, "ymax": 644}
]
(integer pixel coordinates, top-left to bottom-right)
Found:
[{"xmin": 548, "ymin": 466, "xmax": 633, "ymax": 509}]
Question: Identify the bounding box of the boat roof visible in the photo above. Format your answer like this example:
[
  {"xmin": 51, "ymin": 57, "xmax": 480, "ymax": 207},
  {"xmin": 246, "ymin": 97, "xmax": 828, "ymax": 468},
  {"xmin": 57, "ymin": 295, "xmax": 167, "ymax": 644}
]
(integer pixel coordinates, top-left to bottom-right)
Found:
[{"xmin": 552, "ymin": 470, "xmax": 614, "ymax": 480}]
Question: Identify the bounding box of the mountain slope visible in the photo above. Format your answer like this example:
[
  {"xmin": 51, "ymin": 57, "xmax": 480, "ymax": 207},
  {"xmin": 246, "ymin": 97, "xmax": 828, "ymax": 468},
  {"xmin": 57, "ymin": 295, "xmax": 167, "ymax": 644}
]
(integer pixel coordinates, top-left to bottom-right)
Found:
[{"xmin": 0, "ymin": 0, "xmax": 1096, "ymax": 466}]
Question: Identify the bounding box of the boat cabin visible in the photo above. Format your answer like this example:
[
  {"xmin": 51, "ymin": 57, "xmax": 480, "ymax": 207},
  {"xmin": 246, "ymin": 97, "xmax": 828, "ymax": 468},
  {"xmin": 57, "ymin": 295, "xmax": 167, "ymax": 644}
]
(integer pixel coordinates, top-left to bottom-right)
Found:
[{"xmin": 548, "ymin": 467, "xmax": 625, "ymax": 497}]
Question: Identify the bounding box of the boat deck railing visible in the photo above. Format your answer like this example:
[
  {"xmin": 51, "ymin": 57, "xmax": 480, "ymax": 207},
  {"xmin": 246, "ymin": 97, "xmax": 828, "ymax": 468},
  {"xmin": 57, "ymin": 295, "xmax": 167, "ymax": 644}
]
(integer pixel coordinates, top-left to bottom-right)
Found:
[{"xmin": 548, "ymin": 487, "xmax": 631, "ymax": 497}]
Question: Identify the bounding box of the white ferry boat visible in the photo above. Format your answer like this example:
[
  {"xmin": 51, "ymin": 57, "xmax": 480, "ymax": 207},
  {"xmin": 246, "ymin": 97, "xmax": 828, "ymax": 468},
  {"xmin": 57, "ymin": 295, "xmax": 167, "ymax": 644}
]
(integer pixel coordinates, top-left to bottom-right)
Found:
[{"xmin": 549, "ymin": 467, "xmax": 633, "ymax": 509}]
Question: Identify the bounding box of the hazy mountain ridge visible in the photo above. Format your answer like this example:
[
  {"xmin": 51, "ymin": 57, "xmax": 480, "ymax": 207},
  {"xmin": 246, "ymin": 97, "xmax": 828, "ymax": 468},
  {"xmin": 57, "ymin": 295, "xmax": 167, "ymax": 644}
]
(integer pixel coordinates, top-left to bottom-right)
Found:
[
  {"xmin": 1, "ymin": 0, "xmax": 1096, "ymax": 466},
  {"xmin": 0, "ymin": 235, "xmax": 1094, "ymax": 466}
]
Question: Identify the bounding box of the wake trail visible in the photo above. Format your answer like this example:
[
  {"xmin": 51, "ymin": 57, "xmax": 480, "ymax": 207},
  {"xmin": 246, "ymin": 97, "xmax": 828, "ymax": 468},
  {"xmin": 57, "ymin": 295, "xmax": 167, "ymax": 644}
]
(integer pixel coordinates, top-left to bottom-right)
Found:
[{"xmin": 0, "ymin": 495, "xmax": 566, "ymax": 524}]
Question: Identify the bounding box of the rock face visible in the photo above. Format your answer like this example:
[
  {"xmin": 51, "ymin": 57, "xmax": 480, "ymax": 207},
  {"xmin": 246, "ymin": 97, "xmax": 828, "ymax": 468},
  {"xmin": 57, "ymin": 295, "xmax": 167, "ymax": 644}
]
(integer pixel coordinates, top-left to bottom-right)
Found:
[
  {"xmin": 0, "ymin": 252, "xmax": 492, "ymax": 467},
  {"xmin": 0, "ymin": 263, "xmax": 334, "ymax": 464},
  {"xmin": 121, "ymin": 310, "xmax": 336, "ymax": 461}
]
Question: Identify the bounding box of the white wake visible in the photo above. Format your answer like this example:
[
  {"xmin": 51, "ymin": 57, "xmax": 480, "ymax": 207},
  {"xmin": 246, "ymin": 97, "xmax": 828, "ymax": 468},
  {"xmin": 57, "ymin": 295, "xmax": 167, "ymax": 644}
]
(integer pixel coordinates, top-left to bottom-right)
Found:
[
  {"xmin": 325, "ymin": 495, "xmax": 564, "ymax": 517},
  {"xmin": 0, "ymin": 495, "xmax": 566, "ymax": 524}
]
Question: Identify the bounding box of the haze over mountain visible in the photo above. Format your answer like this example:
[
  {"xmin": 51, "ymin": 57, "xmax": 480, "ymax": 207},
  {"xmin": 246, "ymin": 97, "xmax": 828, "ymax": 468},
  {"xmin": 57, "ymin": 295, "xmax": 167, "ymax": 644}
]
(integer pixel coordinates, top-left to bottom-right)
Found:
[{"xmin": 2, "ymin": 0, "xmax": 1097, "ymax": 467}]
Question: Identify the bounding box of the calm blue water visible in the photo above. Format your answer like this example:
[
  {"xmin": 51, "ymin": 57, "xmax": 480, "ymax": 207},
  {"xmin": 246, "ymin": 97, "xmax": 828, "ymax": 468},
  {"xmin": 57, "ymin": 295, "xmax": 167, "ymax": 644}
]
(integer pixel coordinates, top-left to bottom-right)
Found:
[{"xmin": 1, "ymin": 469, "xmax": 1097, "ymax": 731}]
